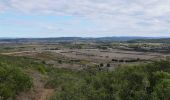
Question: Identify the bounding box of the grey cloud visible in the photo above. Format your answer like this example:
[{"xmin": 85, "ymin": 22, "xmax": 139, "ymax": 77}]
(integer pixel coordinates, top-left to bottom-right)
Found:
[
  {"xmin": 2, "ymin": 0, "xmax": 170, "ymax": 20},
  {"xmin": 1, "ymin": 0, "xmax": 170, "ymax": 36}
]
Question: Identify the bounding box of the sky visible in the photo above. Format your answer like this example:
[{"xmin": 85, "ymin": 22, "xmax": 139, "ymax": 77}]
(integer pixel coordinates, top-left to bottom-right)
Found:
[{"xmin": 0, "ymin": 0, "xmax": 170, "ymax": 38}]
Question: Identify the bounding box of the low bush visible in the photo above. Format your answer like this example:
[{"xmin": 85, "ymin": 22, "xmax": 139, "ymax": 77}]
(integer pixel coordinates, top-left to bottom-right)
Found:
[
  {"xmin": 0, "ymin": 64, "xmax": 32, "ymax": 100},
  {"xmin": 47, "ymin": 61, "xmax": 170, "ymax": 100}
]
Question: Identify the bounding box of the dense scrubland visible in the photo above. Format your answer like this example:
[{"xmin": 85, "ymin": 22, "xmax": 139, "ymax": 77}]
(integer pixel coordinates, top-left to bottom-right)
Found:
[
  {"xmin": 0, "ymin": 55, "xmax": 46, "ymax": 100},
  {"xmin": 47, "ymin": 61, "xmax": 170, "ymax": 100},
  {"xmin": 0, "ymin": 54, "xmax": 170, "ymax": 100}
]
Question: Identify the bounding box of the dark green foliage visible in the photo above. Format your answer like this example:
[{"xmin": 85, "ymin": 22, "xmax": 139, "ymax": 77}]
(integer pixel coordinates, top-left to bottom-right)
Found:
[
  {"xmin": 58, "ymin": 60, "xmax": 62, "ymax": 64},
  {"xmin": 0, "ymin": 64, "xmax": 32, "ymax": 100},
  {"xmin": 97, "ymin": 46, "xmax": 108, "ymax": 50},
  {"xmin": 100, "ymin": 63, "xmax": 104, "ymax": 67},
  {"xmin": 37, "ymin": 66, "xmax": 46, "ymax": 74},
  {"xmin": 106, "ymin": 63, "xmax": 110, "ymax": 67},
  {"xmin": 0, "ymin": 55, "xmax": 44, "ymax": 100},
  {"xmin": 48, "ymin": 61, "xmax": 170, "ymax": 100}
]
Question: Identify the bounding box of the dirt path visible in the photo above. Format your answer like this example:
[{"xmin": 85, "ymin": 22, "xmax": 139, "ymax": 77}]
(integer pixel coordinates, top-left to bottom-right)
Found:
[
  {"xmin": 32, "ymin": 72, "xmax": 54, "ymax": 100},
  {"xmin": 0, "ymin": 51, "xmax": 38, "ymax": 55},
  {"xmin": 39, "ymin": 89, "xmax": 54, "ymax": 100},
  {"xmin": 1, "ymin": 51, "xmax": 55, "ymax": 100},
  {"xmin": 15, "ymin": 70, "xmax": 54, "ymax": 100}
]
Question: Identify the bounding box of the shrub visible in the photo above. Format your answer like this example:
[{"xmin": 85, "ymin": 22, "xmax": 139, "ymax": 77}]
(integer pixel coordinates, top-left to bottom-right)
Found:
[
  {"xmin": 37, "ymin": 66, "xmax": 46, "ymax": 74},
  {"xmin": 0, "ymin": 64, "xmax": 32, "ymax": 100},
  {"xmin": 48, "ymin": 61, "xmax": 170, "ymax": 100}
]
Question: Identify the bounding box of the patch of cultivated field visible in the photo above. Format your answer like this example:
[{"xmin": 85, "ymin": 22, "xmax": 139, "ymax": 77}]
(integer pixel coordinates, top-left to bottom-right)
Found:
[{"xmin": 50, "ymin": 49, "xmax": 168, "ymax": 62}]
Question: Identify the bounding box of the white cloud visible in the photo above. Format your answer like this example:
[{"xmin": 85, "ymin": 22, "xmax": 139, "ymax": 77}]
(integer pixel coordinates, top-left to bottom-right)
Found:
[
  {"xmin": 3, "ymin": 0, "xmax": 168, "ymax": 18},
  {"xmin": 1, "ymin": 0, "xmax": 170, "ymax": 36}
]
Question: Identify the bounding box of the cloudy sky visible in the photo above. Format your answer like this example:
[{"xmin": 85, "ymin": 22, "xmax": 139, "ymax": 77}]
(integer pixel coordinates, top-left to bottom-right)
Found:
[{"xmin": 0, "ymin": 0, "xmax": 170, "ymax": 37}]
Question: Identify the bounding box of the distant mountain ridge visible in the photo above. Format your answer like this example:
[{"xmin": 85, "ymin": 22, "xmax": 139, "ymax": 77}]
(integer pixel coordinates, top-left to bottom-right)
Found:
[
  {"xmin": 128, "ymin": 38, "xmax": 170, "ymax": 43},
  {"xmin": 0, "ymin": 37, "xmax": 169, "ymax": 43},
  {"xmin": 0, "ymin": 37, "xmax": 151, "ymax": 42}
]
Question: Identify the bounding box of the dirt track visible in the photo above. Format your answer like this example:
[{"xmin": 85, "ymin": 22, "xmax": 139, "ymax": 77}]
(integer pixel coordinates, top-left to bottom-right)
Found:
[
  {"xmin": 15, "ymin": 70, "xmax": 54, "ymax": 100},
  {"xmin": 0, "ymin": 51, "xmax": 38, "ymax": 55},
  {"xmin": 39, "ymin": 89, "xmax": 54, "ymax": 100}
]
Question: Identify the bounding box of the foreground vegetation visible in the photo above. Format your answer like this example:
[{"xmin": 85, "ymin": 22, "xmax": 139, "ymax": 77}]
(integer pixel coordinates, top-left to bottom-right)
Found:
[
  {"xmin": 0, "ymin": 65, "xmax": 32, "ymax": 100},
  {"xmin": 0, "ymin": 55, "xmax": 45, "ymax": 100},
  {"xmin": 47, "ymin": 61, "xmax": 170, "ymax": 100},
  {"xmin": 0, "ymin": 54, "xmax": 170, "ymax": 100}
]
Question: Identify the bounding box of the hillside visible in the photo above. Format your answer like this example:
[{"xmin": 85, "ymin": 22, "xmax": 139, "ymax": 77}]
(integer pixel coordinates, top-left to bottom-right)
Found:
[
  {"xmin": 0, "ymin": 37, "xmax": 149, "ymax": 44},
  {"xmin": 128, "ymin": 38, "xmax": 170, "ymax": 43}
]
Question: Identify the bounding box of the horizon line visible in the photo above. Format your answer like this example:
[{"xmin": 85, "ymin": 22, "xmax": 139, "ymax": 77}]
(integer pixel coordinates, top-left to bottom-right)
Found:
[{"xmin": 0, "ymin": 36, "xmax": 170, "ymax": 39}]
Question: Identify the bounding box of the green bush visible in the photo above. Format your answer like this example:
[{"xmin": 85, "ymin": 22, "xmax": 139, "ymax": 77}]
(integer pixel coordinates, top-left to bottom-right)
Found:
[
  {"xmin": 0, "ymin": 64, "xmax": 32, "ymax": 100},
  {"xmin": 37, "ymin": 66, "xmax": 46, "ymax": 74},
  {"xmin": 48, "ymin": 61, "xmax": 170, "ymax": 100}
]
